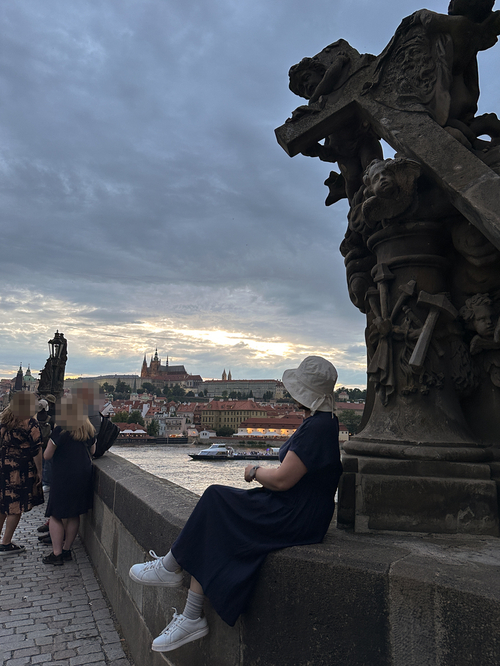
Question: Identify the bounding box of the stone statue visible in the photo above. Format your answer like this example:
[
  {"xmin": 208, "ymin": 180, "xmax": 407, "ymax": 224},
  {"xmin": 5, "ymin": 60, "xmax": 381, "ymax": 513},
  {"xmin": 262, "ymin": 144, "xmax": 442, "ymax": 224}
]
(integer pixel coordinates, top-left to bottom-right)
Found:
[{"xmin": 276, "ymin": 0, "xmax": 500, "ymax": 535}]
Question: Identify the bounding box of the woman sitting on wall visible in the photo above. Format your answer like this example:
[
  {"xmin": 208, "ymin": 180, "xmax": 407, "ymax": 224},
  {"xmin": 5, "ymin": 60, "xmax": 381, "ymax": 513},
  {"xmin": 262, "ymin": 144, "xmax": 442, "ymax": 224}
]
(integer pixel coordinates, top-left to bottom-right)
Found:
[{"xmin": 129, "ymin": 356, "xmax": 343, "ymax": 653}]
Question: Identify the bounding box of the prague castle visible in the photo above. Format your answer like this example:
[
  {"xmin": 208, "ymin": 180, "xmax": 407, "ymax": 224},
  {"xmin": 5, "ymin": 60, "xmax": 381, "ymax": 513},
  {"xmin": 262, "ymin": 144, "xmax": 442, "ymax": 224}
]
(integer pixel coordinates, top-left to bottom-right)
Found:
[{"xmin": 141, "ymin": 350, "xmax": 203, "ymax": 391}]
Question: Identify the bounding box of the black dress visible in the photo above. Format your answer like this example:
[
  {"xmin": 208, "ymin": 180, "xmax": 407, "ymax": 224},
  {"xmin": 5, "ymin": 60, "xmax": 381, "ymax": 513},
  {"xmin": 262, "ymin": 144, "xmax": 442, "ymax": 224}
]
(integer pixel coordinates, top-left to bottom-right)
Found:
[
  {"xmin": 0, "ymin": 418, "xmax": 44, "ymax": 514},
  {"xmin": 45, "ymin": 427, "xmax": 94, "ymax": 519},
  {"xmin": 171, "ymin": 411, "xmax": 342, "ymax": 626}
]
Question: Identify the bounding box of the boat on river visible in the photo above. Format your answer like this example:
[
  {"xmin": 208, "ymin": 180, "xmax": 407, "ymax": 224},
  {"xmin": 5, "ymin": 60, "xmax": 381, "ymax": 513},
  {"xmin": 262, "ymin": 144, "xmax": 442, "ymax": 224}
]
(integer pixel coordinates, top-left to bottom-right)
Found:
[{"xmin": 189, "ymin": 443, "xmax": 279, "ymax": 461}]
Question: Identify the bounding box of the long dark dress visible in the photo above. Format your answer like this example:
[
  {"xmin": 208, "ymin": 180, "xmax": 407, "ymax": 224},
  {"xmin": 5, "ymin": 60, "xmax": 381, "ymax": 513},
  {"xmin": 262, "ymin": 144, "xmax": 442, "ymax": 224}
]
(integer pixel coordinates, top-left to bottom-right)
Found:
[
  {"xmin": 171, "ymin": 411, "xmax": 342, "ymax": 626},
  {"xmin": 0, "ymin": 418, "xmax": 44, "ymax": 514},
  {"xmin": 45, "ymin": 427, "xmax": 94, "ymax": 519}
]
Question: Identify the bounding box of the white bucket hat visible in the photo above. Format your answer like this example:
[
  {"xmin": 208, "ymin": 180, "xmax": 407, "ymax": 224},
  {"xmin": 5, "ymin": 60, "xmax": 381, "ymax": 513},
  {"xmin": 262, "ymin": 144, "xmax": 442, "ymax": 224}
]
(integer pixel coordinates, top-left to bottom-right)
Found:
[{"xmin": 282, "ymin": 356, "xmax": 338, "ymax": 415}]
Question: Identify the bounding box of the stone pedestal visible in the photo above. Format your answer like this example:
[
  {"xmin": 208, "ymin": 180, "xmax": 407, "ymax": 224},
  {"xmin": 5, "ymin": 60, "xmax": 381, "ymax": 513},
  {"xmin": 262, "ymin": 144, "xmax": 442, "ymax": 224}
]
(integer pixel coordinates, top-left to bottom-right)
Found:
[
  {"xmin": 338, "ymin": 454, "xmax": 499, "ymax": 535},
  {"xmin": 339, "ymin": 219, "xmax": 499, "ymax": 535}
]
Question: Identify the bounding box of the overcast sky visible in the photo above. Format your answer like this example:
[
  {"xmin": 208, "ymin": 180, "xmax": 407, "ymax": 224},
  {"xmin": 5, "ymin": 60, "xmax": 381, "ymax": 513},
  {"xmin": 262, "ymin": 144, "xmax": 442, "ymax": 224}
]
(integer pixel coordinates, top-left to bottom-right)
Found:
[{"xmin": 2, "ymin": 0, "xmax": 499, "ymax": 386}]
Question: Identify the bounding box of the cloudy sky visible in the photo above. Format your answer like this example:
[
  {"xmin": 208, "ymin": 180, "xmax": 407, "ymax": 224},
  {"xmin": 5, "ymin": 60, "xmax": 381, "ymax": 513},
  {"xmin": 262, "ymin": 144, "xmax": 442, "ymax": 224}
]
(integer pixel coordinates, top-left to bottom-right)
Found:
[{"xmin": 2, "ymin": 0, "xmax": 499, "ymax": 386}]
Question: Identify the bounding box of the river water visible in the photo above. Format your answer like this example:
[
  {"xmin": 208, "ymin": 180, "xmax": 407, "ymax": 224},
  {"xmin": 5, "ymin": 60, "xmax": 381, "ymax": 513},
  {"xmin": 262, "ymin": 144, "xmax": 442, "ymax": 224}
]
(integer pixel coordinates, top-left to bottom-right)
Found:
[{"xmin": 112, "ymin": 445, "xmax": 282, "ymax": 496}]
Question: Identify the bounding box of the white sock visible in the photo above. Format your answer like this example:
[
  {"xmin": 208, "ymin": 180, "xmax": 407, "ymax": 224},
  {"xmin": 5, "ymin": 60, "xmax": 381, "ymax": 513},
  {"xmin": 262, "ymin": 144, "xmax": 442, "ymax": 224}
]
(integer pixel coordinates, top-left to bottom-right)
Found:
[
  {"xmin": 162, "ymin": 550, "xmax": 180, "ymax": 572},
  {"xmin": 183, "ymin": 589, "xmax": 204, "ymax": 620}
]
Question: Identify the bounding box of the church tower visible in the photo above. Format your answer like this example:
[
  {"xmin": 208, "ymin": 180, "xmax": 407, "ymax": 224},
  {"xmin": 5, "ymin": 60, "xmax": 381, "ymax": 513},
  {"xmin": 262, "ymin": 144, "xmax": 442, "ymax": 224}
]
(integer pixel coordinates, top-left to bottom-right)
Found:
[
  {"xmin": 14, "ymin": 364, "xmax": 23, "ymax": 392},
  {"xmin": 228, "ymin": 370, "xmax": 232, "ymax": 381},
  {"xmin": 141, "ymin": 355, "xmax": 148, "ymax": 378},
  {"xmin": 151, "ymin": 348, "xmax": 161, "ymax": 376},
  {"xmin": 222, "ymin": 369, "xmax": 227, "ymax": 381}
]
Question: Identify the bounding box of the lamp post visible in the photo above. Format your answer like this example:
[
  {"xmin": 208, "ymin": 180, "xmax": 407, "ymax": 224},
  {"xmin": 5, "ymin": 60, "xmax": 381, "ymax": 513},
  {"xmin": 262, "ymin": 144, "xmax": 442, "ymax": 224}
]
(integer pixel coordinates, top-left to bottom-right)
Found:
[{"xmin": 38, "ymin": 331, "xmax": 68, "ymax": 400}]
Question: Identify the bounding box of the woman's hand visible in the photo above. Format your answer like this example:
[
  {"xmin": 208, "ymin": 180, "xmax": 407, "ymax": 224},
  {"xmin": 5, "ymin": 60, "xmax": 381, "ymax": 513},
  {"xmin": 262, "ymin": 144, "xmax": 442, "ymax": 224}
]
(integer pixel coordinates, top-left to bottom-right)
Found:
[
  {"xmin": 244, "ymin": 465, "xmax": 258, "ymax": 482},
  {"xmin": 244, "ymin": 452, "xmax": 307, "ymax": 491}
]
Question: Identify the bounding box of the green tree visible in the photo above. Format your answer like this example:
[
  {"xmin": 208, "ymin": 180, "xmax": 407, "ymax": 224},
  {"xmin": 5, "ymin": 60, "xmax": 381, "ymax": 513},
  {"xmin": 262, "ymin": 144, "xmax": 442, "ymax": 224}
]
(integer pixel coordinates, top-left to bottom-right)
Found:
[
  {"xmin": 102, "ymin": 382, "xmax": 115, "ymax": 393},
  {"xmin": 186, "ymin": 391, "xmax": 195, "ymax": 397},
  {"xmin": 171, "ymin": 384, "xmax": 186, "ymax": 397},
  {"xmin": 147, "ymin": 420, "xmax": 159, "ymax": 436},
  {"xmin": 337, "ymin": 409, "xmax": 363, "ymax": 435},
  {"xmin": 128, "ymin": 410, "xmax": 145, "ymax": 426},
  {"xmin": 111, "ymin": 411, "xmax": 129, "ymax": 423},
  {"xmin": 222, "ymin": 390, "xmax": 228, "ymax": 400},
  {"xmin": 262, "ymin": 391, "xmax": 273, "ymax": 401},
  {"xmin": 142, "ymin": 382, "xmax": 155, "ymax": 394},
  {"xmin": 216, "ymin": 425, "xmax": 235, "ymax": 437},
  {"xmin": 115, "ymin": 379, "xmax": 131, "ymax": 394}
]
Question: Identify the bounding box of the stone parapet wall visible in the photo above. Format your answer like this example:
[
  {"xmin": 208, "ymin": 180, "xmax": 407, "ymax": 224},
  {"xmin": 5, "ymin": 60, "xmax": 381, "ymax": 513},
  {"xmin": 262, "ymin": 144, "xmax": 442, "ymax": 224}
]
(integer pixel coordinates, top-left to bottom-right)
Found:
[{"xmin": 80, "ymin": 453, "xmax": 500, "ymax": 666}]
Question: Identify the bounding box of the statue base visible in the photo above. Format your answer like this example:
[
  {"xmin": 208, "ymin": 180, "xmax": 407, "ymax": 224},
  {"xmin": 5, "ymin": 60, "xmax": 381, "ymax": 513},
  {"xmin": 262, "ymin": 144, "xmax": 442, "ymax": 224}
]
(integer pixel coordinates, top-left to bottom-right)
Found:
[{"xmin": 338, "ymin": 453, "xmax": 499, "ymax": 536}]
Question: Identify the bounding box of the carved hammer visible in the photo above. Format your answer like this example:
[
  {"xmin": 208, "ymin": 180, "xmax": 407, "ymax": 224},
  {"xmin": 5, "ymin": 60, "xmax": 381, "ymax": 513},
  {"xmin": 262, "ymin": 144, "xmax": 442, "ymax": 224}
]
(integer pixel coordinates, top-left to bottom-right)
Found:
[
  {"xmin": 371, "ymin": 263, "xmax": 395, "ymax": 319},
  {"xmin": 390, "ymin": 280, "xmax": 417, "ymax": 323},
  {"xmin": 409, "ymin": 291, "xmax": 457, "ymax": 372}
]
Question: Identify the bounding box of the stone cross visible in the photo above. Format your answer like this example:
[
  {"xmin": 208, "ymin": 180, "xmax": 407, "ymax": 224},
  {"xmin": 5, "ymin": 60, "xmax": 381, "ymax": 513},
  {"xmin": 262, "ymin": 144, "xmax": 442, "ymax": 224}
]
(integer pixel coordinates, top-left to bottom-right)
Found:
[{"xmin": 275, "ymin": 42, "xmax": 500, "ymax": 250}]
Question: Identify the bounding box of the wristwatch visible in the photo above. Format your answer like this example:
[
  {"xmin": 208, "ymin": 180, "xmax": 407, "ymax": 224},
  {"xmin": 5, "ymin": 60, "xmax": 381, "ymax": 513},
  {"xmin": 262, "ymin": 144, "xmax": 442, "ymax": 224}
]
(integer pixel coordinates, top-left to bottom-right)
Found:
[{"xmin": 248, "ymin": 465, "xmax": 260, "ymax": 481}]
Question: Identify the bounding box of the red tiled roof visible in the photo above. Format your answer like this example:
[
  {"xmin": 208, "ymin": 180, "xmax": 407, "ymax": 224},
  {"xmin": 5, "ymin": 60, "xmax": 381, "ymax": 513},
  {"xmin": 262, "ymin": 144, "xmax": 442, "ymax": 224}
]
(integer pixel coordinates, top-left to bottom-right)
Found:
[
  {"xmin": 202, "ymin": 401, "xmax": 266, "ymax": 412},
  {"xmin": 336, "ymin": 403, "xmax": 364, "ymax": 412}
]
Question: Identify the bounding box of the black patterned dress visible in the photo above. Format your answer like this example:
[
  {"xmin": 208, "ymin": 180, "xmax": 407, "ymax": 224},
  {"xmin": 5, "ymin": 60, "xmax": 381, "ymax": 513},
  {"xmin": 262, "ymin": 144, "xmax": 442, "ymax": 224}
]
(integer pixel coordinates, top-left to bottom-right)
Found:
[{"xmin": 0, "ymin": 418, "xmax": 44, "ymax": 514}]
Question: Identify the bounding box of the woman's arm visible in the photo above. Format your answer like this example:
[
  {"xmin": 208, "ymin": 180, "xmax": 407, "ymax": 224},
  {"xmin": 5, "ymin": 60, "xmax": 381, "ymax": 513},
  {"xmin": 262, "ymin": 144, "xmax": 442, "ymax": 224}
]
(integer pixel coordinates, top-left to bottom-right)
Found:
[
  {"xmin": 44, "ymin": 439, "xmax": 57, "ymax": 460},
  {"xmin": 89, "ymin": 438, "xmax": 96, "ymax": 456},
  {"xmin": 33, "ymin": 449, "xmax": 43, "ymax": 481},
  {"xmin": 244, "ymin": 451, "xmax": 307, "ymax": 491}
]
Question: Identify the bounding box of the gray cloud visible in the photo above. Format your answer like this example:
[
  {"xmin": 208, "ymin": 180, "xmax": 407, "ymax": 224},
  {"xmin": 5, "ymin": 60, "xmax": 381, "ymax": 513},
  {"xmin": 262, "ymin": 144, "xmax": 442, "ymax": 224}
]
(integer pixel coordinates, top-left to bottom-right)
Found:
[{"xmin": 2, "ymin": 0, "xmax": 499, "ymax": 386}]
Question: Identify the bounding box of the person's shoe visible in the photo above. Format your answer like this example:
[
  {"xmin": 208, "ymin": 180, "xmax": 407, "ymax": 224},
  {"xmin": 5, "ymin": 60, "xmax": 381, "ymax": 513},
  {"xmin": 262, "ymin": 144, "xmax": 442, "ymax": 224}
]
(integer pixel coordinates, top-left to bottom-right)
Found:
[
  {"xmin": 62, "ymin": 549, "xmax": 72, "ymax": 561},
  {"xmin": 129, "ymin": 551, "xmax": 183, "ymax": 587},
  {"xmin": 42, "ymin": 485, "xmax": 50, "ymax": 493},
  {"xmin": 37, "ymin": 522, "xmax": 50, "ymax": 533},
  {"xmin": 0, "ymin": 543, "xmax": 26, "ymax": 555},
  {"xmin": 152, "ymin": 610, "xmax": 208, "ymax": 652},
  {"xmin": 42, "ymin": 552, "xmax": 64, "ymax": 566},
  {"xmin": 38, "ymin": 535, "xmax": 52, "ymax": 544}
]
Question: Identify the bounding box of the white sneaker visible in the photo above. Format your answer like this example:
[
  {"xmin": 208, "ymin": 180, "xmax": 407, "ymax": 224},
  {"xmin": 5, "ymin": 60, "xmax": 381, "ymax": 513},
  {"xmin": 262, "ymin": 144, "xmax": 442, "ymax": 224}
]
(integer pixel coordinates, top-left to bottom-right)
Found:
[
  {"xmin": 152, "ymin": 609, "xmax": 209, "ymax": 652},
  {"xmin": 129, "ymin": 550, "xmax": 183, "ymax": 587}
]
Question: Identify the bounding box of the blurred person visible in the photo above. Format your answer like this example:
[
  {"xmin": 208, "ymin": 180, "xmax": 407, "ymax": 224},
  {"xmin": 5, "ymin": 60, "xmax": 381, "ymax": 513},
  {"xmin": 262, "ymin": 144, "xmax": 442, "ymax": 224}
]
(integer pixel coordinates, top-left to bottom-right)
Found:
[
  {"xmin": 42, "ymin": 395, "xmax": 96, "ymax": 565},
  {"xmin": 40, "ymin": 393, "xmax": 56, "ymax": 492},
  {"xmin": 129, "ymin": 356, "xmax": 342, "ymax": 653},
  {"xmin": 36, "ymin": 396, "xmax": 55, "ymax": 532},
  {"xmin": 0, "ymin": 392, "xmax": 44, "ymax": 554},
  {"xmin": 72, "ymin": 380, "xmax": 105, "ymax": 435}
]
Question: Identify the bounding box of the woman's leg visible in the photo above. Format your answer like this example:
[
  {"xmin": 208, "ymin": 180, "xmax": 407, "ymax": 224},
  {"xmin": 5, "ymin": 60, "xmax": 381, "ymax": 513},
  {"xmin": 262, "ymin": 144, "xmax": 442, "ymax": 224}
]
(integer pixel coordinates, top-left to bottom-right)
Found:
[
  {"xmin": 189, "ymin": 576, "xmax": 203, "ymax": 596},
  {"xmin": 1, "ymin": 513, "xmax": 21, "ymax": 545},
  {"xmin": 182, "ymin": 577, "xmax": 204, "ymax": 619},
  {"xmin": 48, "ymin": 516, "xmax": 65, "ymax": 555},
  {"xmin": 62, "ymin": 516, "xmax": 80, "ymax": 550},
  {"xmin": 151, "ymin": 575, "xmax": 208, "ymax": 652}
]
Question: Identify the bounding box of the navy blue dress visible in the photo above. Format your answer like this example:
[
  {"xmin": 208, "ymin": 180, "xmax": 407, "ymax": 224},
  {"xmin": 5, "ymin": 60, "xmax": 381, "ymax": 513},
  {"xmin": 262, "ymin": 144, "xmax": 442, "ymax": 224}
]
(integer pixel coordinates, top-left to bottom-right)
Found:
[
  {"xmin": 45, "ymin": 427, "xmax": 95, "ymax": 519},
  {"xmin": 171, "ymin": 411, "xmax": 342, "ymax": 626}
]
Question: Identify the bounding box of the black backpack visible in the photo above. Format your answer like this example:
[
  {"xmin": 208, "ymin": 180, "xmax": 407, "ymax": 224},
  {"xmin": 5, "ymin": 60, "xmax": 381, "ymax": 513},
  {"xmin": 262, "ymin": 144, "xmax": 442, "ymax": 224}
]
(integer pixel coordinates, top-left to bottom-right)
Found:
[{"xmin": 93, "ymin": 417, "xmax": 120, "ymax": 459}]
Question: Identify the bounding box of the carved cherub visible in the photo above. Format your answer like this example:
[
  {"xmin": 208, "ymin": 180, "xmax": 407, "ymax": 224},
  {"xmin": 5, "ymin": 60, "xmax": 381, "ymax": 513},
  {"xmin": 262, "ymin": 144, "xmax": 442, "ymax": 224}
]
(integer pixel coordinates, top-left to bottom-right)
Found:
[
  {"xmin": 347, "ymin": 158, "xmax": 421, "ymax": 238},
  {"xmin": 288, "ymin": 48, "xmax": 382, "ymax": 204},
  {"xmin": 459, "ymin": 293, "xmax": 500, "ymax": 354}
]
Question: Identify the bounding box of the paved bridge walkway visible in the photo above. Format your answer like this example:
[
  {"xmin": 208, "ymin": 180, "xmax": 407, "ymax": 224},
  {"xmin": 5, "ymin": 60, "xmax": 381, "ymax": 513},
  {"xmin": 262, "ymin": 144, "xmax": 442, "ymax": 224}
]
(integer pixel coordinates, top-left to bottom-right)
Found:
[{"xmin": 0, "ymin": 503, "xmax": 133, "ymax": 666}]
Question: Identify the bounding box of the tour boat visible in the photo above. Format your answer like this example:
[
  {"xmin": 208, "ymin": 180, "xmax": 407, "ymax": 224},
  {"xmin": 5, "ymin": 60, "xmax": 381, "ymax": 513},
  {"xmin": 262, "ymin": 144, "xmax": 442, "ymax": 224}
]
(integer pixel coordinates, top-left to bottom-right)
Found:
[{"xmin": 189, "ymin": 443, "xmax": 279, "ymax": 461}]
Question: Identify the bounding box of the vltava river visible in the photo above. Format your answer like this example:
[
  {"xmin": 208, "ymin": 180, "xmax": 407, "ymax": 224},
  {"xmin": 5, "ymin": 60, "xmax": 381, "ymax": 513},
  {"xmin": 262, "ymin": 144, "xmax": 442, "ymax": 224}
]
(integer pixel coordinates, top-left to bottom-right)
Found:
[{"xmin": 112, "ymin": 445, "xmax": 282, "ymax": 496}]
